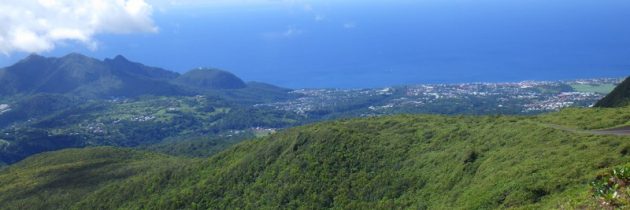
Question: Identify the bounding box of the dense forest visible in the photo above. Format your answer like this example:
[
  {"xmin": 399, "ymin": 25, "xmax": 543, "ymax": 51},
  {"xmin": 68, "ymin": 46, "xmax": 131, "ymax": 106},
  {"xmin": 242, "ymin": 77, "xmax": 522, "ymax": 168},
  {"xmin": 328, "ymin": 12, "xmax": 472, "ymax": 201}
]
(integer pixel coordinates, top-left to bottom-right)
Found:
[{"xmin": 0, "ymin": 105, "xmax": 629, "ymax": 209}]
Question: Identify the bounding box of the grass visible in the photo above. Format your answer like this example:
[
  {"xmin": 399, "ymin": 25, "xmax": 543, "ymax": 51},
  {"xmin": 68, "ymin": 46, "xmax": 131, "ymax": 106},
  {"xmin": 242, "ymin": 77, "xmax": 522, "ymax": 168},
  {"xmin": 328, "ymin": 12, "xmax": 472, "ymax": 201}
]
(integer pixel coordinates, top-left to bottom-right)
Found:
[
  {"xmin": 538, "ymin": 106, "xmax": 630, "ymax": 130},
  {"xmin": 0, "ymin": 147, "xmax": 193, "ymax": 210},
  {"xmin": 571, "ymin": 84, "xmax": 617, "ymax": 94}
]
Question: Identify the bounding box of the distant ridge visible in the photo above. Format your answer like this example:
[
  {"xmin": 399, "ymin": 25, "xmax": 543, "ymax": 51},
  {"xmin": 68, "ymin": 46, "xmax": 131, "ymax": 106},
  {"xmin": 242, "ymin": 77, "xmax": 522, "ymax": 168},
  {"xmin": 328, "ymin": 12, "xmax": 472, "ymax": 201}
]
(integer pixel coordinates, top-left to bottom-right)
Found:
[
  {"xmin": 174, "ymin": 68, "xmax": 247, "ymax": 90},
  {"xmin": 595, "ymin": 76, "xmax": 630, "ymax": 107},
  {"xmin": 104, "ymin": 55, "xmax": 179, "ymax": 81},
  {"xmin": 0, "ymin": 53, "xmax": 286, "ymax": 98},
  {"xmin": 0, "ymin": 53, "xmax": 185, "ymax": 97}
]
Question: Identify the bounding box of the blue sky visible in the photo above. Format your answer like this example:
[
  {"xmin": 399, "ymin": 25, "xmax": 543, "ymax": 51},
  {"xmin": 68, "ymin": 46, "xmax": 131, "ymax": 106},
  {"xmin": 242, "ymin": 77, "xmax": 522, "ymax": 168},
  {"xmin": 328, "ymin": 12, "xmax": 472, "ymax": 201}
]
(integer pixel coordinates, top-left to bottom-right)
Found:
[{"xmin": 1, "ymin": 0, "xmax": 629, "ymax": 88}]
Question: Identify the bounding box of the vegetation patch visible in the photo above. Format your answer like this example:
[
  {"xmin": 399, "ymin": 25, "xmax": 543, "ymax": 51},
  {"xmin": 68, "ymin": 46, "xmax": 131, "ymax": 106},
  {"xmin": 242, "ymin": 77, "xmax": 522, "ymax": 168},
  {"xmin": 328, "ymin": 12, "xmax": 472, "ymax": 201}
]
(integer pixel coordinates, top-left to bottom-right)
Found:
[
  {"xmin": 591, "ymin": 166, "xmax": 630, "ymax": 208},
  {"xmin": 571, "ymin": 84, "xmax": 616, "ymax": 94}
]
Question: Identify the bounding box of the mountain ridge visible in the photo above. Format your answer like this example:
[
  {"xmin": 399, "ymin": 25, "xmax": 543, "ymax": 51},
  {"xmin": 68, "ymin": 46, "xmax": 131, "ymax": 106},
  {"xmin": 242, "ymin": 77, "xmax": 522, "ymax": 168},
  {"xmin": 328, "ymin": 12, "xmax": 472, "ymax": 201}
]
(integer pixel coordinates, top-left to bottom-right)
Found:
[
  {"xmin": 174, "ymin": 68, "xmax": 247, "ymax": 90},
  {"xmin": 0, "ymin": 53, "xmax": 283, "ymax": 98}
]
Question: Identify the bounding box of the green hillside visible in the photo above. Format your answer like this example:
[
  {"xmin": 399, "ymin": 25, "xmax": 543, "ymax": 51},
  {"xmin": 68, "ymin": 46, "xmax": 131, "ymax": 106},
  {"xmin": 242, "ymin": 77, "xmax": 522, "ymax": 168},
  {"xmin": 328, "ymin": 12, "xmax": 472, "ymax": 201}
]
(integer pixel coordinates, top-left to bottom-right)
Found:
[
  {"xmin": 0, "ymin": 147, "xmax": 193, "ymax": 210},
  {"xmin": 0, "ymin": 95, "xmax": 305, "ymax": 165},
  {"xmin": 174, "ymin": 68, "xmax": 247, "ymax": 90},
  {"xmin": 0, "ymin": 53, "xmax": 186, "ymax": 98},
  {"xmin": 595, "ymin": 76, "xmax": 630, "ymax": 107},
  {"xmin": 1, "ymin": 106, "xmax": 629, "ymax": 209}
]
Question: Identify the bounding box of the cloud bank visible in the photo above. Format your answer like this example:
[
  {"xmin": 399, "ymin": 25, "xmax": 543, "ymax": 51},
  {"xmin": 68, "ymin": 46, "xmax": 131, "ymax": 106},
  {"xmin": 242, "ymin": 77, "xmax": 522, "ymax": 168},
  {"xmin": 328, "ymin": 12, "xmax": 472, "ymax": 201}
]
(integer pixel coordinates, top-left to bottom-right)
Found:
[{"xmin": 0, "ymin": 0, "xmax": 157, "ymax": 54}]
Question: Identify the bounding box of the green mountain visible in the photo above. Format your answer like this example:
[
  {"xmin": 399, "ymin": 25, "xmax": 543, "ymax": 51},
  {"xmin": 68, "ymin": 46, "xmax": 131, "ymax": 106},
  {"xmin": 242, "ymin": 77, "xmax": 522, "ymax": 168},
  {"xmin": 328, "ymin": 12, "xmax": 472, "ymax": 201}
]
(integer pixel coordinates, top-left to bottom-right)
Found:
[
  {"xmin": 0, "ymin": 53, "xmax": 295, "ymax": 102},
  {"xmin": 0, "ymin": 53, "xmax": 186, "ymax": 98},
  {"xmin": 1, "ymin": 106, "xmax": 629, "ymax": 209},
  {"xmin": 212, "ymin": 81, "xmax": 297, "ymax": 104},
  {"xmin": 595, "ymin": 76, "xmax": 630, "ymax": 107},
  {"xmin": 0, "ymin": 54, "xmax": 299, "ymax": 165},
  {"xmin": 172, "ymin": 69, "xmax": 296, "ymax": 103},
  {"xmin": 0, "ymin": 54, "xmax": 290, "ymax": 99},
  {"xmin": 174, "ymin": 68, "xmax": 247, "ymax": 90},
  {"xmin": 104, "ymin": 55, "xmax": 179, "ymax": 80}
]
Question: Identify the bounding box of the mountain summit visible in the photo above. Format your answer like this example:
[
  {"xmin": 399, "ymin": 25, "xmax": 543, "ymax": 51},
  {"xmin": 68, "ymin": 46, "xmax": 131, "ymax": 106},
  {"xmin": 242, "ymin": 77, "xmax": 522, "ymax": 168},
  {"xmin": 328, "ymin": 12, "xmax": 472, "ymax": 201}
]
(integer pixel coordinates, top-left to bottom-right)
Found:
[
  {"xmin": 104, "ymin": 55, "xmax": 179, "ymax": 81},
  {"xmin": 0, "ymin": 53, "xmax": 262, "ymax": 98},
  {"xmin": 0, "ymin": 53, "xmax": 185, "ymax": 97},
  {"xmin": 174, "ymin": 68, "xmax": 247, "ymax": 90}
]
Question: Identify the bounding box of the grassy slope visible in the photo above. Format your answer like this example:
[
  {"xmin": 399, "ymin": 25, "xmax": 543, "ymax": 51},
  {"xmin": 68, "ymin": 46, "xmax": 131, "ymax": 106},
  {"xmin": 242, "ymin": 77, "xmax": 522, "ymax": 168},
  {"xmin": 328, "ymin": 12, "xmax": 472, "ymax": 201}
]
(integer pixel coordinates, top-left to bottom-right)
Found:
[
  {"xmin": 595, "ymin": 77, "xmax": 630, "ymax": 107},
  {"xmin": 1, "ymin": 107, "xmax": 630, "ymax": 209},
  {"xmin": 571, "ymin": 83, "xmax": 616, "ymax": 94},
  {"xmin": 0, "ymin": 147, "xmax": 194, "ymax": 210},
  {"xmin": 538, "ymin": 106, "xmax": 630, "ymax": 130}
]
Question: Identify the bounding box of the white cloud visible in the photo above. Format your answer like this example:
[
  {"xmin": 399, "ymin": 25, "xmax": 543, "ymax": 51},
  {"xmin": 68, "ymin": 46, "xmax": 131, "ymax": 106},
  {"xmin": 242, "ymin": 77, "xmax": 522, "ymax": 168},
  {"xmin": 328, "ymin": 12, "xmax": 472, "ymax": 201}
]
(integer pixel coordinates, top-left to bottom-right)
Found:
[
  {"xmin": 343, "ymin": 22, "xmax": 357, "ymax": 29},
  {"xmin": 302, "ymin": 3, "xmax": 313, "ymax": 11},
  {"xmin": 282, "ymin": 27, "xmax": 303, "ymax": 37},
  {"xmin": 262, "ymin": 26, "xmax": 303, "ymax": 40},
  {"xmin": 150, "ymin": 0, "xmax": 296, "ymax": 9},
  {"xmin": 314, "ymin": 14, "xmax": 326, "ymax": 22},
  {"xmin": 0, "ymin": 0, "xmax": 157, "ymax": 55}
]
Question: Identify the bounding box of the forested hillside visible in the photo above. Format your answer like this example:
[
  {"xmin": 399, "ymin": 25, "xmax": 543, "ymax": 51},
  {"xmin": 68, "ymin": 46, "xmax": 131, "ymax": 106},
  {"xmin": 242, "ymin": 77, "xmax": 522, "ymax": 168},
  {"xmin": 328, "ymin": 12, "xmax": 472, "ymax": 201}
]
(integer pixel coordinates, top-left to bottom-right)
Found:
[{"xmin": 1, "ymin": 106, "xmax": 629, "ymax": 209}]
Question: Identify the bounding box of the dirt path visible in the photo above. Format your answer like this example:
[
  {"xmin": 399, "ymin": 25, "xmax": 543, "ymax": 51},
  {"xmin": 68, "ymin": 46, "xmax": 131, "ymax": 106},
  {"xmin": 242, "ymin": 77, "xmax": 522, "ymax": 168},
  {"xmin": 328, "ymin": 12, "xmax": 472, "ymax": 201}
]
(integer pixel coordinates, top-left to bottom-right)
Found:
[
  {"xmin": 539, "ymin": 123, "xmax": 630, "ymax": 136},
  {"xmin": 590, "ymin": 126, "xmax": 630, "ymax": 136}
]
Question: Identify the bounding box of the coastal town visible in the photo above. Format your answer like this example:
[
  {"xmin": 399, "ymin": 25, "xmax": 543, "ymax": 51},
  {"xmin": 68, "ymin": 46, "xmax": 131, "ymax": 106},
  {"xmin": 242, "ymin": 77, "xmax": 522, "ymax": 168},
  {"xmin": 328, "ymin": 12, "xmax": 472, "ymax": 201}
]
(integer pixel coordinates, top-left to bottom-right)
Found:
[{"xmin": 256, "ymin": 78, "xmax": 622, "ymax": 115}]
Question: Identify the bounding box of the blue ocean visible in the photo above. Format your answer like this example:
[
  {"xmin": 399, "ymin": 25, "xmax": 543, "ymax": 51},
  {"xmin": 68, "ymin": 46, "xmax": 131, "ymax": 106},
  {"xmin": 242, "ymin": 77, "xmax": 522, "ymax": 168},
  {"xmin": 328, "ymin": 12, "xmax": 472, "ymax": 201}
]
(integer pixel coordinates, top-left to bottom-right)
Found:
[{"xmin": 3, "ymin": 0, "xmax": 630, "ymax": 88}]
